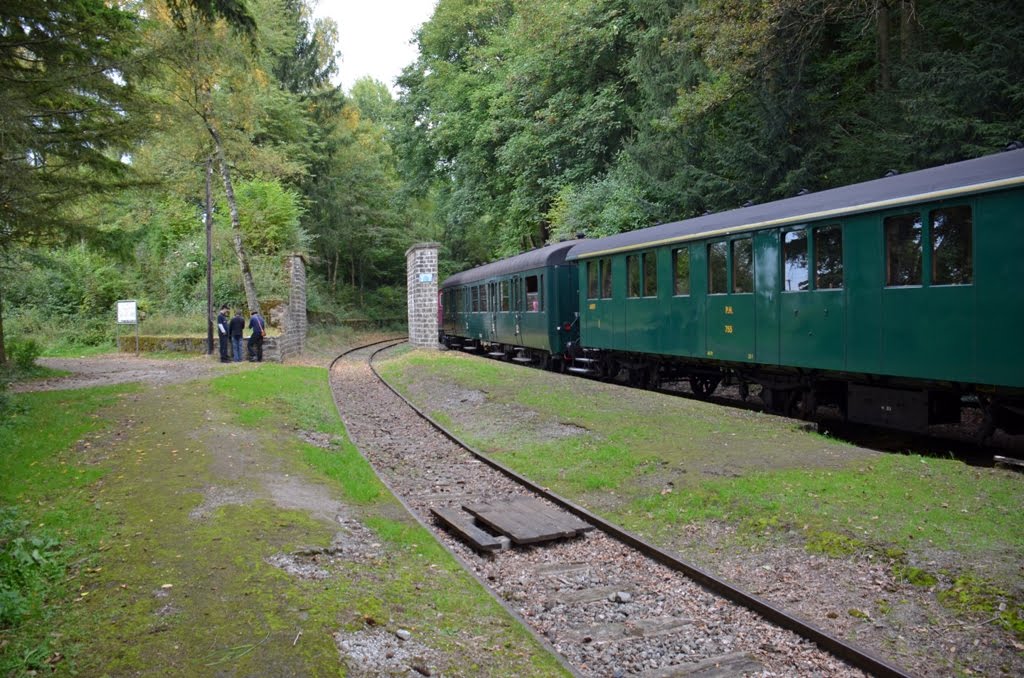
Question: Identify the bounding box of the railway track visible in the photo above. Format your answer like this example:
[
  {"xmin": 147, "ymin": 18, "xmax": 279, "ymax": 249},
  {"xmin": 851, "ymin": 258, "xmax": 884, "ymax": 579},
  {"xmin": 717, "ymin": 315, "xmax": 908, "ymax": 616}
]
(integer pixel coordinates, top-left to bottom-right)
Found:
[{"xmin": 329, "ymin": 338, "xmax": 912, "ymax": 677}]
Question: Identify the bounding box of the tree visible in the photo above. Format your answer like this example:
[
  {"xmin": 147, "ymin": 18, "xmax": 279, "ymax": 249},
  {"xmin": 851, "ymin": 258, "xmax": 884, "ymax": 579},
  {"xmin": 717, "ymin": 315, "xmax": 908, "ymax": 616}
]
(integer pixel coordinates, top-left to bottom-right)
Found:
[
  {"xmin": 147, "ymin": 0, "xmax": 318, "ymax": 314},
  {"xmin": 0, "ymin": 0, "xmax": 146, "ymax": 363}
]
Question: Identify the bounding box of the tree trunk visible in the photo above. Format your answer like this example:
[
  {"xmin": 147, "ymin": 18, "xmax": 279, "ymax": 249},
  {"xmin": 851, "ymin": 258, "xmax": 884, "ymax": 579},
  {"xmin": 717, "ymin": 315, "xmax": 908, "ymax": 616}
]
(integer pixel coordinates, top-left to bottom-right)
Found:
[
  {"xmin": 206, "ymin": 121, "xmax": 260, "ymax": 314},
  {"xmin": 331, "ymin": 251, "xmax": 339, "ymax": 293},
  {"xmin": 877, "ymin": 3, "xmax": 891, "ymax": 90},
  {"xmin": 0, "ymin": 283, "xmax": 7, "ymax": 365},
  {"xmin": 899, "ymin": 0, "xmax": 915, "ymax": 61},
  {"xmin": 205, "ymin": 156, "xmax": 214, "ymax": 355}
]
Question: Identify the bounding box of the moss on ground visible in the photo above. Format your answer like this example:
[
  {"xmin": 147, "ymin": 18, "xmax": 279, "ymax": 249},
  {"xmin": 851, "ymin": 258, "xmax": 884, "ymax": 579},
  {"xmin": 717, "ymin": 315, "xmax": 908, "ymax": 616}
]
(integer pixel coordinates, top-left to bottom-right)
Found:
[
  {"xmin": 1, "ymin": 366, "xmax": 567, "ymax": 676},
  {"xmin": 377, "ymin": 348, "xmax": 1024, "ymax": 643}
]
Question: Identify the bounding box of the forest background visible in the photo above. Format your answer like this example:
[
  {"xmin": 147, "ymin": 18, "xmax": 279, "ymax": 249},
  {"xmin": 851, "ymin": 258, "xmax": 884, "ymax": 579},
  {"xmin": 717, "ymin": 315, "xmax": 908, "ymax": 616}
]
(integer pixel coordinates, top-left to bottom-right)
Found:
[{"xmin": 1, "ymin": 0, "xmax": 1022, "ymax": 365}]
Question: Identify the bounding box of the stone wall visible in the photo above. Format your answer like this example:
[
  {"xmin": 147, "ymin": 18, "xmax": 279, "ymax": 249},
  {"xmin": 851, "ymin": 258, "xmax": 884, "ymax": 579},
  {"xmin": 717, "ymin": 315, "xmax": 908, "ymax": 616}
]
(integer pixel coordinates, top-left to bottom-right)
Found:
[
  {"xmin": 275, "ymin": 253, "xmax": 308, "ymax": 362},
  {"xmin": 405, "ymin": 243, "xmax": 440, "ymax": 349}
]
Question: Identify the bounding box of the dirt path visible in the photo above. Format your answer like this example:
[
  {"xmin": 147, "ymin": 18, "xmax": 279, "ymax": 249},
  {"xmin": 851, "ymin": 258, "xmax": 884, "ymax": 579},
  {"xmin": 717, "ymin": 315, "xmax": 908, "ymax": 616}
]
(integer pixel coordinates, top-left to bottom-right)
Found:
[
  {"xmin": 14, "ymin": 353, "xmax": 562, "ymax": 676},
  {"xmin": 12, "ymin": 354, "xmax": 225, "ymax": 392}
]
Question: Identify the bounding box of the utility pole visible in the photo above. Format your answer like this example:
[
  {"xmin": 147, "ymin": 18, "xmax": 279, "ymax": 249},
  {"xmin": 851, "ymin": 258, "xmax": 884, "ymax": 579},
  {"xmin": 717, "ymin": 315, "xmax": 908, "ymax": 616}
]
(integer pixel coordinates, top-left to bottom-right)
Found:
[{"xmin": 205, "ymin": 156, "xmax": 214, "ymax": 355}]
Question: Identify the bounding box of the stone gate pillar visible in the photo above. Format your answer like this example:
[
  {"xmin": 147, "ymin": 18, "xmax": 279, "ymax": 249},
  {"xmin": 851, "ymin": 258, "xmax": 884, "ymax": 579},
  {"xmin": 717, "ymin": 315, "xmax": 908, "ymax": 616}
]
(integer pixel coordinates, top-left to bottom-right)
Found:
[{"xmin": 406, "ymin": 242, "xmax": 440, "ymax": 349}]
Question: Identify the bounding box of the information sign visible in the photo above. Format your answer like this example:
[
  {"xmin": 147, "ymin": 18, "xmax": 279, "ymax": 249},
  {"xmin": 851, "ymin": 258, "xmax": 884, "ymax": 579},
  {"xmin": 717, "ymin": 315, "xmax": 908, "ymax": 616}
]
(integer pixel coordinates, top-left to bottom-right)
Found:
[{"xmin": 117, "ymin": 300, "xmax": 138, "ymax": 324}]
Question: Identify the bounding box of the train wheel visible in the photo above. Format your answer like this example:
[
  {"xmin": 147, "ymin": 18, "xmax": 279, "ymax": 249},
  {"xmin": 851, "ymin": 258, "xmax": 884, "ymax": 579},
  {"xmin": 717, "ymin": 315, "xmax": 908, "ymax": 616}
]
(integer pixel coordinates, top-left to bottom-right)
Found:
[{"xmin": 689, "ymin": 375, "xmax": 720, "ymax": 398}]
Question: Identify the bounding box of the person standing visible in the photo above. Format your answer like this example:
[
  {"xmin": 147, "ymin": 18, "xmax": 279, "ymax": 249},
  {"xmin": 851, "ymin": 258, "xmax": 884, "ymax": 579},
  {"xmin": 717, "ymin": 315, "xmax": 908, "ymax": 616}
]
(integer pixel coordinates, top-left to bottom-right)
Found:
[
  {"xmin": 229, "ymin": 310, "xmax": 245, "ymax": 362},
  {"xmin": 247, "ymin": 309, "xmax": 266, "ymax": 362},
  {"xmin": 216, "ymin": 305, "xmax": 230, "ymax": 362}
]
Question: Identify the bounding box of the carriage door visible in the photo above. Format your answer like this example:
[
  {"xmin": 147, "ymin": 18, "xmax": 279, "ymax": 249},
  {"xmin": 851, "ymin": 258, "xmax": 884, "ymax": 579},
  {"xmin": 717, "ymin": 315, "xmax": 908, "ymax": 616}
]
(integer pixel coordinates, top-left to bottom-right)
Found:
[
  {"xmin": 705, "ymin": 238, "xmax": 757, "ymax": 362},
  {"xmin": 489, "ymin": 282, "xmax": 498, "ymax": 340},
  {"xmin": 512, "ymin": 276, "xmax": 523, "ymax": 344}
]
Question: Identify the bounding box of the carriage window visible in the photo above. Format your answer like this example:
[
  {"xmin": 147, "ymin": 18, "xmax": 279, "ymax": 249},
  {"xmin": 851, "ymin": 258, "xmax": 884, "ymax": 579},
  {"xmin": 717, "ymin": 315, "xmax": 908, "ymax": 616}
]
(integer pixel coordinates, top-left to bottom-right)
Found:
[
  {"xmin": 501, "ymin": 280, "xmax": 510, "ymax": 310},
  {"xmin": 587, "ymin": 261, "xmax": 599, "ymax": 299},
  {"xmin": 782, "ymin": 229, "xmax": 808, "ymax": 292},
  {"xmin": 885, "ymin": 213, "xmax": 922, "ymax": 286},
  {"xmin": 471, "ymin": 286, "xmax": 479, "ymax": 312},
  {"xmin": 814, "ymin": 225, "xmax": 843, "ymax": 289},
  {"xmin": 672, "ymin": 248, "xmax": 690, "ymax": 296},
  {"xmin": 643, "ymin": 252, "xmax": 657, "ymax": 297},
  {"xmin": 708, "ymin": 242, "xmax": 728, "ymax": 294},
  {"xmin": 525, "ymin": 275, "xmax": 540, "ymax": 312},
  {"xmin": 600, "ymin": 258, "xmax": 612, "ymax": 298},
  {"xmin": 479, "ymin": 285, "xmax": 488, "ymax": 312},
  {"xmin": 732, "ymin": 238, "xmax": 753, "ymax": 293},
  {"xmin": 931, "ymin": 206, "xmax": 972, "ymax": 285},
  {"xmin": 627, "ymin": 255, "xmax": 641, "ymax": 298}
]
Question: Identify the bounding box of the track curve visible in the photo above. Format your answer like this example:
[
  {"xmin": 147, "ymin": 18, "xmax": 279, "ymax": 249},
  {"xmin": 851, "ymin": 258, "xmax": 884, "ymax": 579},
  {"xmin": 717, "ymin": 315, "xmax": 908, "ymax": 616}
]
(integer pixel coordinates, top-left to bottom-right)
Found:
[{"xmin": 330, "ymin": 339, "xmax": 911, "ymax": 677}]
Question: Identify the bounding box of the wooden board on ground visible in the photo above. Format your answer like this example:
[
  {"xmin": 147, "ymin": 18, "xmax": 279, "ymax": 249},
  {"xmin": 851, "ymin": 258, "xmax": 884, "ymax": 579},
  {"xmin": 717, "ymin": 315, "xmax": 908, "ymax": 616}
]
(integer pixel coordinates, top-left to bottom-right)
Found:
[
  {"xmin": 463, "ymin": 496, "xmax": 593, "ymax": 545},
  {"xmin": 430, "ymin": 506, "xmax": 503, "ymax": 552},
  {"xmin": 639, "ymin": 651, "xmax": 764, "ymax": 677}
]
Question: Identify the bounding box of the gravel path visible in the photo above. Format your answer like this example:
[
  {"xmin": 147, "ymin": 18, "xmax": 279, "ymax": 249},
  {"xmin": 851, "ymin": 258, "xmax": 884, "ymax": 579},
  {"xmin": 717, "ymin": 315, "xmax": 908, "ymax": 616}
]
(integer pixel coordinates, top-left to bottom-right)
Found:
[
  {"xmin": 11, "ymin": 354, "xmax": 223, "ymax": 392},
  {"xmin": 330, "ymin": 343, "xmax": 869, "ymax": 677}
]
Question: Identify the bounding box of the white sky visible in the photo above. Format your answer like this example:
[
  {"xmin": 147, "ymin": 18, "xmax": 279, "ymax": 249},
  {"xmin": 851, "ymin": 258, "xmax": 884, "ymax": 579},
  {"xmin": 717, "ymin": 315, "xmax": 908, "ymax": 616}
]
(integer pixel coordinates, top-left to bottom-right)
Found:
[{"xmin": 313, "ymin": 0, "xmax": 437, "ymax": 94}]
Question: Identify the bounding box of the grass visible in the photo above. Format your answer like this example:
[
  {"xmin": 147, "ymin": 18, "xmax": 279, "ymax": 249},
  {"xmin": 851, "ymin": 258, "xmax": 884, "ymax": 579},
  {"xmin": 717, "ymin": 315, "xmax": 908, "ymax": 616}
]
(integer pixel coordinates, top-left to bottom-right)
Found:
[
  {"xmin": 377, "ymin": 349, "xmax": 1024, "ymax": 639},
  {"xmin": 0, "ymin": 383, "xmax": 137, "ymax": 675},
  {"xmin": 0, "ymin": 361, "xmax": 567, "ymax": 676}
]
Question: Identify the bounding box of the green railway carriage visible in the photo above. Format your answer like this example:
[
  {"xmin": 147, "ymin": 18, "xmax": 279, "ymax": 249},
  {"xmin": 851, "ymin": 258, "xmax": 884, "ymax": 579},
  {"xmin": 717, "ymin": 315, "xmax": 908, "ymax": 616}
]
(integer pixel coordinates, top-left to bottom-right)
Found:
[
  {"xmin": 566, "ymin": 148, "xmax": 1024, "ymax": 433},
  {"xmin": 439, "ymin": 241, "xmax": 580, "ymax": 368}
]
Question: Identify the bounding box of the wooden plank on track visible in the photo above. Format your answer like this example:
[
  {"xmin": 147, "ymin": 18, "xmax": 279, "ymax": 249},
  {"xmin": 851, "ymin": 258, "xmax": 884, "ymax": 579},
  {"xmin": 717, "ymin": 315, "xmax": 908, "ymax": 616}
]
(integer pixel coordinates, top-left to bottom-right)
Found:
[
  {"xmin": 430, "ymin": 506, "xmax": 503, "ymax": 552},
  {"xmin": 463, "ymin": 497, "xmax": 593, "ymax": 545},
  {"xmin": 638, "ymin": 651, "xmax": 764, "ymax": 677}
]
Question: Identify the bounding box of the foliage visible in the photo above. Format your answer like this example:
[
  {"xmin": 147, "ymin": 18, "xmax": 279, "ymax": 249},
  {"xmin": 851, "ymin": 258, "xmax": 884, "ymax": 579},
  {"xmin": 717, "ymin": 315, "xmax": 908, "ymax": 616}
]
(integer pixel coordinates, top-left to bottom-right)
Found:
[
  {"xmin": 216, "ymin": 179, "xmax": 308, "ymax": 255},
  {"xmin": 0, "ymin": 0, "xmax": 144, "ymax": 248},
  {"xmin": 396, "ymin": 0, "xmax": 1024, "ymax": 266},
  {"xmin": 5, "ymin": 337, "xmax": 41, "ymax": 370},
  {"xmin": 0, "ymin": 508, "xmax": 61, "ymax": 628}
]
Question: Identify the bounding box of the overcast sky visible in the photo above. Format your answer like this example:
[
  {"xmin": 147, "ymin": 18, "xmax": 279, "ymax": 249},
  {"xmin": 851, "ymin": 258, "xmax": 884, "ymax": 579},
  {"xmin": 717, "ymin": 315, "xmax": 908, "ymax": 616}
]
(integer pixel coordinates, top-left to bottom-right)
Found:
[{"xmin": 313, "ymin": 0, "xmax": 437, "ymax": 94}]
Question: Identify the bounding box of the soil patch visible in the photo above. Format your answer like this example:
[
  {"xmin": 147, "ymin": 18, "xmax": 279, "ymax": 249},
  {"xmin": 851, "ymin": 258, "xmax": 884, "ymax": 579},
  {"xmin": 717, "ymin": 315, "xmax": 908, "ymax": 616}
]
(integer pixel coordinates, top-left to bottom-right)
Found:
[{"xmin": 12, "ymin": 354, "xmax": 224, "ymax": 392}]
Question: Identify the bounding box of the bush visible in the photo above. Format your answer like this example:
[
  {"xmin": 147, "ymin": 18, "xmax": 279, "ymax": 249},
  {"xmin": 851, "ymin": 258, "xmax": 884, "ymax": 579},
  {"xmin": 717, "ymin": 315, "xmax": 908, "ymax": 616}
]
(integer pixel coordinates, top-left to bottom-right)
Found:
[
  {"xmin": 6, "ymin": 338, "xmax": 41, "ymax": 370},
  {"xmin": 0, "ymin": 507, "xmax": 62, "ymax": 628}
]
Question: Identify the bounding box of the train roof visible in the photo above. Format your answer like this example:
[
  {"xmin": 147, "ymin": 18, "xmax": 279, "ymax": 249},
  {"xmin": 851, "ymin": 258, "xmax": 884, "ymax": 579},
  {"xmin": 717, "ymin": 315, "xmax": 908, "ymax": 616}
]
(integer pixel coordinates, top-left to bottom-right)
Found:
[
  {"xmin": 440, "ymin": 239, "xmax": 583, "ymax": 288},
  {"xmin": 566, "ymin": 147, "xmax": 1024, "ymax": 261}
]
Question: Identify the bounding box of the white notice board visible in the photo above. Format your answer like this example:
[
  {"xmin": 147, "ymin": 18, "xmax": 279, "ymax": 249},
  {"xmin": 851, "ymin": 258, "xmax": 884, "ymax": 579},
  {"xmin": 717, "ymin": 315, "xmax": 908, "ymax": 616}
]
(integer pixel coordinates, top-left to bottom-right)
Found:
[{"xmin": 116, "ymin": 300, "xmax": 138, "ymax": 324}]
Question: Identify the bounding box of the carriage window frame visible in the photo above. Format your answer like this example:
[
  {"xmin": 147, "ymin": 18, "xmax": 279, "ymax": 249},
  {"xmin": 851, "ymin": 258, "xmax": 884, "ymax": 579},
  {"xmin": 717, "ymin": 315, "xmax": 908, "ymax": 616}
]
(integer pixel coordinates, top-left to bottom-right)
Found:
[
  {"xmin": 731, "ymin": 237, "xmax": 753, "ymax": 294},
  {"xmin": 782, "ymin": 228, "xmax": 809, "ymax": 292},
  {"xmin": 626, "ymin": 254, "xmax": 641, "ymax": 298},
  {"xmin": 479, "ymin": 284, "xmax": 488, "ymax": 312},
  {"xmin": 642, "ymin": 251, "xmax": 657, "ymax": 297},
  {"xmin": 672, "ymin": 247, "xmax": 691, "ymax": 296},
  {"xmin": 930, "ymin": 205, "xmax": 973, "ymax": 286},
  {"xmin": 885, "ymin": 212, "xmax": 923, "ymax": 287},
  {"xmin": 525, "ymin": 275, "xmax": 540, "ymax": 312},
  {"xmin": 814, "ymin": 224, "xmax": 844, "ymax": 290},
  {"xmin": 471, "ymin": 286, "xmax": 479, "ymax": 312},
  {"xmin": 600, "ymin": 258, "xmax": 612, "ymax": 299},
  {"xmin": 708, "ymin": 241, "xmax": 728, "ymax": 295},
  {"xmin": 500, "ymin": 280, "xmax": 510, "ymax": 311},
  {"xmin": 586, "ymin": 261, "xmax": 599, "ymax": 299}
]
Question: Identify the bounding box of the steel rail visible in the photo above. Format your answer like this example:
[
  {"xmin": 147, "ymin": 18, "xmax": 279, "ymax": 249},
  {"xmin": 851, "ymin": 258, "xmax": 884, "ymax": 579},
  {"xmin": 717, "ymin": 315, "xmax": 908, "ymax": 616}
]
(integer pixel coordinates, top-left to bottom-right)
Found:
[
  {"xmin": 368, "ymin": 341, "xmax": 914, "ymax": 678},
  {"xmin": 327, "ymin": 336, "xmax": 583, "ymax": 678}
]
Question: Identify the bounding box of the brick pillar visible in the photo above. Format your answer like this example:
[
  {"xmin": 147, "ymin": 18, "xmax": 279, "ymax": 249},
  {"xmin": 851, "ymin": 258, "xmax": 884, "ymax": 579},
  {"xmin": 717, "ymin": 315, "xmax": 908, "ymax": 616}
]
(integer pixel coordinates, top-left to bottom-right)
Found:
[{"xmin": 406, "ymin": 243, "xmax": 440, "ymax": 349}]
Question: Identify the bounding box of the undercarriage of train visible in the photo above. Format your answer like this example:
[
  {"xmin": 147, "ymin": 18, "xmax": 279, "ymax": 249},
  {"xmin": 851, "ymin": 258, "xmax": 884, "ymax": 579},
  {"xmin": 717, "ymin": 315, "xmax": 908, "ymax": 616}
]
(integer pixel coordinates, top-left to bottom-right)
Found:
[{"xmin": 441, "ymin": 333, "xmax": 1024, "ymax": 438}]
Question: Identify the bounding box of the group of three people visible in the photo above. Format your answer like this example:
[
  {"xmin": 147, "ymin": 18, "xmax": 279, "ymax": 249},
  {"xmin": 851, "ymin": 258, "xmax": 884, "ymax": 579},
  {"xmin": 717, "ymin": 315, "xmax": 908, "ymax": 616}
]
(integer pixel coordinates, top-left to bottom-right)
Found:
[{"xmin": 216, "ymin": 306, "xmax": 266, "ymax": 363}]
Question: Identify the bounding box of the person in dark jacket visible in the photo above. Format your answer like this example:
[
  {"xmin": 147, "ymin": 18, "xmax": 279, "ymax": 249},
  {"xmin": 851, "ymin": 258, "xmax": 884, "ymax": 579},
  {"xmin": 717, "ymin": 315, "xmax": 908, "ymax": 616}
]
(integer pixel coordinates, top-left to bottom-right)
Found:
[
  {"xmin": 216, "ymin": 305, "xmax": 230, "ymax": 362},
  {"xmin": 229, "ymin": 310, "xmax": 245, "ymax": 362},
  {"xmin": 247, "ymin": 310, "xmax": 266, "ymax": 362}
]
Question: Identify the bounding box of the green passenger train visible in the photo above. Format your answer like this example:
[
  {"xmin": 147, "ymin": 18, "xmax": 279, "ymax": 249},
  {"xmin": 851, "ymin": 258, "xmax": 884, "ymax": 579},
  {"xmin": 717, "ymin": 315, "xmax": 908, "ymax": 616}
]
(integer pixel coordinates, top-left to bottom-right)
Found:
[{"xmin": 439, "ymin": 147, "xmax": 1024, "ymax": 435}]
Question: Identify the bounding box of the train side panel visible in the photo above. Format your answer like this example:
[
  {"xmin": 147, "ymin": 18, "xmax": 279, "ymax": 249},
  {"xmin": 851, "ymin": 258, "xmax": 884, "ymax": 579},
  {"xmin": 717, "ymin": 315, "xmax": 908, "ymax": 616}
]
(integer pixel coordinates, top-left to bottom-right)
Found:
[{"xmin": 976, "ymin": 188, "xmax": 1024, "ymax": 388}]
